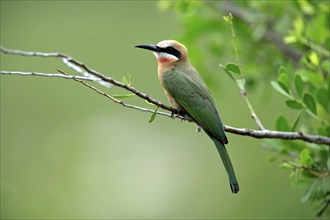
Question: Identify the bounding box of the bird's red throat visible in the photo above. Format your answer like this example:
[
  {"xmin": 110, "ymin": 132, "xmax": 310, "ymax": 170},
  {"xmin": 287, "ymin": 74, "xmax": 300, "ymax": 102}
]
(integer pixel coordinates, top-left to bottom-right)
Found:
[{"xmin": 154, "ymin": 52, "xmax": 178, "ymax": 64}]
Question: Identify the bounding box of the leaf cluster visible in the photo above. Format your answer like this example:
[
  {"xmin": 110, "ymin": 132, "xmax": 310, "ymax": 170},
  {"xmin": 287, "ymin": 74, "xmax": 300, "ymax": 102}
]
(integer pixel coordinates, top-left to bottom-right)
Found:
[{"xmin": 159, "ymin": 0, "xmax": 330, "ymax": 218}]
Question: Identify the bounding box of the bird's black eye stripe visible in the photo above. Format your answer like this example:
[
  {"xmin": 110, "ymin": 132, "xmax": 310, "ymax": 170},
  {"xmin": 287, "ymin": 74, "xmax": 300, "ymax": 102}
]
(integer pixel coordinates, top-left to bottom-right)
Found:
[{"xmin": 164, "ymin": 46, "xmax": 181, "ymax": 59}]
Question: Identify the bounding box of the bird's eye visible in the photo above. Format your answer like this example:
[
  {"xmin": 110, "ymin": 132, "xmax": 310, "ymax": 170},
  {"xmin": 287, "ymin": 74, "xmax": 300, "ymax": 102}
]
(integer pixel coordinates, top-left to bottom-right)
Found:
[
  {"xmin": 166, "ymin": 46, "xmax": 175, "ymax": 52},
  {"xmin": 165, "ymin": 46, "xmax": 181, "ymax": 59}
]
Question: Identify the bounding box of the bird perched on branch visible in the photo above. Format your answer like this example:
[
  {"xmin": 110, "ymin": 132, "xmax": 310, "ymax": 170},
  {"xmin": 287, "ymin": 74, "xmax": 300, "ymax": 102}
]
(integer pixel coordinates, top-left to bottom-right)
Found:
[{"xmin": 135, "ymin": 40, "xmax": 239, "ymax": 193}]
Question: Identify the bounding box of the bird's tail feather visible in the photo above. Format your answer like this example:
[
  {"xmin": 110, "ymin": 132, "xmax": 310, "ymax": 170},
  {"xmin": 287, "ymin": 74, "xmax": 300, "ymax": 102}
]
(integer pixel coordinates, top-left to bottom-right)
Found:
[{"xmin": 212, "ymin": 137, "xmax": 239, "ymax": 193}]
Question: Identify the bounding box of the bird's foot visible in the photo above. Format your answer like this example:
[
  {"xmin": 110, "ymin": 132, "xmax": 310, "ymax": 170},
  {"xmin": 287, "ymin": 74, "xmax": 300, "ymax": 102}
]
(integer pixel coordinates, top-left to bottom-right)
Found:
[
  {"xmin": 171, "ymin": 111, "xmax": 178, "ymax": 119},
  {"xmin": 171, "ymin": 110, "xmax": 183, "ymax": 119},
  {"xmin": 196, "ymin": 126, "xmax": 202, "ymax": 133},
  {"xmin": 171, "ymin": 110, "xmax": 193, "ymax": 122},
  {"xmin": 177, "ymin": 111, "xmax": 192, "ymax": 121}
]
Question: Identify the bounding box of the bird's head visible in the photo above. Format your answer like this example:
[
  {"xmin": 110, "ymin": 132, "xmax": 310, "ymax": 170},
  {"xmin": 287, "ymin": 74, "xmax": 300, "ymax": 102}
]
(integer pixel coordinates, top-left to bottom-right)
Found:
[{"xmin": 135, "ymin": 40, "xmax": 188, "ymax": 64}]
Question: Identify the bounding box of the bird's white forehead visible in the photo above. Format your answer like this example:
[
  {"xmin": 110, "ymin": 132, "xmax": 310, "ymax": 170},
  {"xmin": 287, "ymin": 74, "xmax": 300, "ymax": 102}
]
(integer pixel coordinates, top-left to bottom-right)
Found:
[{"xmin": 156, "ymin": 40, "xmax": 178, "ymax": 48}]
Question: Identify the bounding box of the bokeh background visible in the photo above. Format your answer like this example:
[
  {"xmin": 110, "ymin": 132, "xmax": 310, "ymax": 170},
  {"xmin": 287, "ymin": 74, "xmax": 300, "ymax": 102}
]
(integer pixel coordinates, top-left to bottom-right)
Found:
[{"xmin": 1, "ymin": 1, "xmax": 314, "ymax": 219}]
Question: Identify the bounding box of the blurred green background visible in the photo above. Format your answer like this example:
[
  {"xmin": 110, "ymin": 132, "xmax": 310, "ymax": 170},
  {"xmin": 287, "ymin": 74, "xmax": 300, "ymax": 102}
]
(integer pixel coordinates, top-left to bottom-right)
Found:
[{"xmin": 1, "ymin": 1, "xmax": 313, "ymax": 219}]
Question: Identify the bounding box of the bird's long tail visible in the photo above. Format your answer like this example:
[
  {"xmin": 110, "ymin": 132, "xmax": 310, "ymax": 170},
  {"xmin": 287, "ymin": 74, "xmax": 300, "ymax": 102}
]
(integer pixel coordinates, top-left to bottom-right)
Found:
[{"xmin": 211, "ymin": 137, "xmax": 239, "ymax": 193}]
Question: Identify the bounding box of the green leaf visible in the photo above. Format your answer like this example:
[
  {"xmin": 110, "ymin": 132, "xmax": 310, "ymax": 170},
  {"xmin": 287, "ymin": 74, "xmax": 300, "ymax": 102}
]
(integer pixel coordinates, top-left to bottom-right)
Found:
[
  {"xmin": 112, "ymin": 94, "xmax": 135, "ymax": 99},
  {"xmin": 320, "ymin": 176, "xmax": 330, "ymax": 194},
  {"xmin": 226, "ymin": 63, "xmax": 241, "ymax": 75},
  {"xmin": 300, "ymin": 149, "xmax": 313, "ymax": 167},
  {"xmin": 220, "ymin": 64, "xmax": 235, "ymax": 82},
  {"xmin": 122, "ymin": 74, "xmax": 133, "ymax": 86},
  {"xmin": 276, "ymin": 67, "xmax": 291, "ymax": 96},
  {"xmin": 303, "ymin": 93, "xmax": 317, "ymax": 114},
  {"xmin": 276, "ymin": 115, "xmax": 290, "ymax": 131},
  {"xmin": 301, "ymin": 181, "xmax": 316, "ymax": 203},
  {"xmin": 308, "ymin": 51, "xmax": 319, "ymax": 66},
  {"xmin": 319, "ymin": 149, "xmax": 329, "ymax": 166},
  {"xmin": 321, "ymin": 59, "xmax": 330, "ymax": 73},
  {"xmin": 277, "ymin": 70, "xmax": 290, "ymax": 91},
  {"xmin": 278, "ymin": 65, "xmax": 287, "ymax": 75},
  {"xmin": 296, "ymin": 69, "xmax": 323, "ymax": 85},
  {"xmin": 291, "ymin": 112, "xmax": 302, "ymax": 131},
  {"xmin": 283, "ymin": 35, "xmax": 297, "ymax": 44},
  {"xmin": 122, "ymin": 76, "xmax": 128, "ymax": 85},
  {"xmin": 278, "ymin": 81, "xmax": 291, "ymax": 95},
  {"xmin": 316, "ymin": 88, "xmax": 329, "ymax": 111},
  {"xmin": 286, "ymin": 100, "xmax": 303, "ymax": 109},
  {"xmin": 318, "ymin": 126, "xmax": 330, "ymax": 137},
  {"xmin": 297, "ymin": 0, "xmax": 315, "ymax": 15},
  {"xmin": 293, "ymin": 17, "xmax": 304, "ymax": 37},
  {"xmin": 149, "ymin": 107, "xmax": 158, "ymax": 123},
  {"xmin": 312, "ymin": 200, "xmax": 328, "ymax": 218},
  {"xmin": 280, "ymin": 162, "xmax": 293, "ymax": 170},
  {"xmin": 271, "ymin": 81, "xmax": 292, "ymax": 98},
  {"xmin": 294, "ymin": 74, "xmax": 303, "ymax": 97}
]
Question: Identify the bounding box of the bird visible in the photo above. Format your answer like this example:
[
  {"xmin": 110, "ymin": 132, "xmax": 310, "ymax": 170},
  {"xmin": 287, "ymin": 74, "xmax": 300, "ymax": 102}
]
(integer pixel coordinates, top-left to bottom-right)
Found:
[{"xmin": 135, "ymin": 40, "xmax": 239, "ymax": 193}]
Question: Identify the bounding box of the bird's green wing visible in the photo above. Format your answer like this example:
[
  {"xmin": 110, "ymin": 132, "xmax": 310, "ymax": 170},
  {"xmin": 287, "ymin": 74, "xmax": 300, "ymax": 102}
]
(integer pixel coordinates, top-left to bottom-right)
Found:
[
  {"xmin": 163, "ymin": 69, "xmax": 227, "ymax": 144},
  {"xmin": 163, "ymin": 69, "xmax": 239, "ymax": 193}
]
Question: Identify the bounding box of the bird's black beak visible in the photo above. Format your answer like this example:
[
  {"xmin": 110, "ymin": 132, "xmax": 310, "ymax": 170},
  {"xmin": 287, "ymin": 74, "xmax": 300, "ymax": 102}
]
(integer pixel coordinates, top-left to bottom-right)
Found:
[{"xmin": 135, "ymin": 44, "xmax": 162, "ymax": 52}]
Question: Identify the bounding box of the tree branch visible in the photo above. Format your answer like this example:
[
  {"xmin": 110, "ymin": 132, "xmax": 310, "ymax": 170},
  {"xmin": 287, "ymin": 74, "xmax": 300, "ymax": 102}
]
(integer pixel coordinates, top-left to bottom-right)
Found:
[
  {"xmin": 1, "ymin": 46, "xmax": 329, "ymax": 146},
  {"xmin": 225, "ymin": 126, "xmax": 329, "ymax": 145},
  {"xmin": 0, "ymin": 70, "xmax": 103, "ymax": 82}
]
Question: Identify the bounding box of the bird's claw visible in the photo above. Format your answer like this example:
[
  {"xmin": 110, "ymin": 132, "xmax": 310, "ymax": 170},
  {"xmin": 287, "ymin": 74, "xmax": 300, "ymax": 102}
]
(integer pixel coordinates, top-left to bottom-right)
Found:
[
  {"xmin": 171, "ymin": 110, "xmax": 183, "ymax": 119},
  {"xmin": 171, "ymin": 111, "xmax": 178, "ymax": 119}
]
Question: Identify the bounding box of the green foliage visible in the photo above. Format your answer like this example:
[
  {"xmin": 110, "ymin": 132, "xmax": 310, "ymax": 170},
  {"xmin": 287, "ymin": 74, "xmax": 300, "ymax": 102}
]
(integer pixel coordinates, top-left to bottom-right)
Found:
[
  {"xmin": 113, "ymin": 74, "xmax": 135, "ymax": 98},
  {"xmin": 225, "ymin": 63, "xmax": 241, "ymax": 75},
  {"xmin": 112, "ymin": 94, "xmax": 135, "ymax": 99},
  {"xmin": 269, "ymin": 2, "xmax": 330, "ymax": 216},
  {"xmin": 122, "ymin": 74, "xmax": 133, "ymax": 86},
  {"xmin": 160, "ymin": 0, "xmax": 330, "ymax": 218},
  {"xmin": 149, "ymin": 107, "xmax": 159, "ymax": 123},
  {"xmin": 276, "ymin": 115, "xmax": 290, "ymax": 132}
]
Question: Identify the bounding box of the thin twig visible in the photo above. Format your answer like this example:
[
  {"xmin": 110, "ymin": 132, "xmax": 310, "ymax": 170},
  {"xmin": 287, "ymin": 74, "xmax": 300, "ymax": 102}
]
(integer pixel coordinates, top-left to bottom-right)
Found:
[
  {"xmin": 0, "ymin": 71, "xmax": 102, "ymax": 82},
  {"xmin": 240, "ymin": 90, "xmax": 265, "ymax": 130},
  {"xmin": 284, "ymin": 160, "xmax": 329, "ymax": 178},
  {"xmin": 224, "ymin": 126, "xmax": 330, "ymax": 145},
  {"xmin": 223, "ymin": 14, "xmax": 265, "ymax": 130},
  {"xmin": 56, "ymin": 69, "xmax": 182, "ymax": 120},
  {"xmin": 1, "ymin": 46, "xmax": 329, "ymax": 145}
]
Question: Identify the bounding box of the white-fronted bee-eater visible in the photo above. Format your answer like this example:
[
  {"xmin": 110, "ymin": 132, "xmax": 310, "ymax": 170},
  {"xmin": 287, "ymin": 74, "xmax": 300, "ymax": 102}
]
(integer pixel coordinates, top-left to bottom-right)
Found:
[{"xmin": 136, "ymin": 40, "xmax": 239, "ymax": 193}]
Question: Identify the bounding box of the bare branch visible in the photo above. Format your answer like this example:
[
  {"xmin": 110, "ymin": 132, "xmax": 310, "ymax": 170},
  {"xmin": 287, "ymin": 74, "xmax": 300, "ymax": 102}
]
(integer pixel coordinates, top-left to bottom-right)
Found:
[
  {"xmin": 1, "ymin": 46, "xmax": 329, "ymax": 146},
  {"xmin": 224, "ymin": 126, "xmax": 330, "ymax": 145},
  {"xmin": 0, "ymin": 46, "xmax": 66, "ymax": 58},
  {"xmin": 0, "ymin": 70, "xmax": 102, "ymax": 82},
  {"xmin": 240, "ymin": 90, "xmax": 265, "ymax": 130}
]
